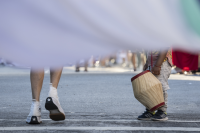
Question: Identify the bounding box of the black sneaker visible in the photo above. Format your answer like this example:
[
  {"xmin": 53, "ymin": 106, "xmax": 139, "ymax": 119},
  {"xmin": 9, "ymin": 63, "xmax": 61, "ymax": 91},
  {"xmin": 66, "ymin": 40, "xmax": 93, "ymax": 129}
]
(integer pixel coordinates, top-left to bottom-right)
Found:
[
  {"xmin": 137, "ymin": 109, "xmax": 155, "ymax": 120},
  {"xmin": 151, "ymin": 110, "xmax": 168, "ymax": 121}
]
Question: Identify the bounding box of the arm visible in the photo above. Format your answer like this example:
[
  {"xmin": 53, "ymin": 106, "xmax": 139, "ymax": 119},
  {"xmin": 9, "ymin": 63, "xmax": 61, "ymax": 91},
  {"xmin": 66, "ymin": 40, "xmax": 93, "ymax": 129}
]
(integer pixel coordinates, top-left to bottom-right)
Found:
[{"xmin": 152, "ymin": 51, "xmax": 168, "ymax": 75}]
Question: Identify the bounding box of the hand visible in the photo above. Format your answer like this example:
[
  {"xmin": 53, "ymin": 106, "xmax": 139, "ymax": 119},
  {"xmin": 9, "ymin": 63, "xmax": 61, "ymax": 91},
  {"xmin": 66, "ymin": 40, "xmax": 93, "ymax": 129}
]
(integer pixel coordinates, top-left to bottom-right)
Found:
[
  {"xmin": 143, "ymin": 64, "xmax": 148, "ymax": 71},
  {"xmin": 152, "ymin": 66, "xmax": 161, "ymax": 75}
]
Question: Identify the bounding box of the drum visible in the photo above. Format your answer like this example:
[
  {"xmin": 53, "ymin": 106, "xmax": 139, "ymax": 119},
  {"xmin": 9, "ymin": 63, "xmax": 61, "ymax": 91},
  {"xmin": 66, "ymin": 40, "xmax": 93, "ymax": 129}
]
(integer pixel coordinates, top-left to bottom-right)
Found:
[{"xmin": 131, "ymin": 70, "xmax": 165, "ymax": 111}]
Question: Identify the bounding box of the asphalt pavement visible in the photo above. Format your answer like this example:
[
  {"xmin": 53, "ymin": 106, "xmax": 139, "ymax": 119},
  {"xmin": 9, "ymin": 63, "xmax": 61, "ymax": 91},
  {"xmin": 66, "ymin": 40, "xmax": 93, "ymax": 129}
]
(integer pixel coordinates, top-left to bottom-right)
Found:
[{"xmin": 1, "ymin": 67, "xmax": 200, "ymax": 132}]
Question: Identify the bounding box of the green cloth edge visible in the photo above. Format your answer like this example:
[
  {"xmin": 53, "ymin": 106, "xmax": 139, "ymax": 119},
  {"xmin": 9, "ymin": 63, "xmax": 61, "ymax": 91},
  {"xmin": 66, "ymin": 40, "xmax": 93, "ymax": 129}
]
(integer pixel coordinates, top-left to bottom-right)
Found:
[{"xmin": 181, "ymin": 0, "xmax": 200, "ymax": 36}]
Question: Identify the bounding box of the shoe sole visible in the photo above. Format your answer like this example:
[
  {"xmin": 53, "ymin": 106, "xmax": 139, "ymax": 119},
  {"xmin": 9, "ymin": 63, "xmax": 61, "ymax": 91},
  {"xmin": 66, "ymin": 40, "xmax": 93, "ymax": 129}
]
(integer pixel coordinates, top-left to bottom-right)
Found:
[
  {"xmin": 26, "ymin": 116, "xmax": 42, "ymax": 124},
  {"xmin": 151, "ymin": 117, "xmax": 168, "ymax": 121},
  {"xmin": 45, "ymin": 97, "xmax": 65, "ymax": 121},
  {"xmin": 137, "ymin": 118, "xmax": 151, "ymax": 121}
]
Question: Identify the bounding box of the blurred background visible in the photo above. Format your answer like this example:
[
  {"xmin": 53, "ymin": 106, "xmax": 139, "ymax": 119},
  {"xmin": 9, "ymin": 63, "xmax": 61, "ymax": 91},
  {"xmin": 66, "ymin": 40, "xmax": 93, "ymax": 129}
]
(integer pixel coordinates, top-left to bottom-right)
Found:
[
  {"xmin": 0, "ymin": 50, "xmax": 145, "ymax": 74},
  {"xmin": 1, "ymin": 49, "xmax": 200, "ymax": 75}
]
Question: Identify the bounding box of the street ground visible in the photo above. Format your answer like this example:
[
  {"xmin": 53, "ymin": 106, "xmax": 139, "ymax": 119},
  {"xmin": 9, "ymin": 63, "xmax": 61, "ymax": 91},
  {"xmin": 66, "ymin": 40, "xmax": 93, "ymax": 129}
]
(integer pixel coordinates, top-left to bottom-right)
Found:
[{"xmin": 0, "ymin": 66, "xmax": 200, "ymax": 132}]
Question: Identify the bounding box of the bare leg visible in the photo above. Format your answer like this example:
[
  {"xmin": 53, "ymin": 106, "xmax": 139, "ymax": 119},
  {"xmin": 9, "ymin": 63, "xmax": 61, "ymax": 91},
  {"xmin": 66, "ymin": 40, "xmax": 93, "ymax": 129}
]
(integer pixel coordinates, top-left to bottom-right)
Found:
[
  {"xmin": 46, "ymin": 67, "xmax": 65, "ymax": 121},
  {"xmin": 50, "ymin": 67, "xmax": 63, "ymax": 88},
  {"xmin": 142, "ymin": 53, "xmax": 146, "ymax": 66},
  {"xmin": 30, "ymin": 69, "xmax": 44, "ymax": 101},
  {"xmin": 132, "ymin": 53, "xmax": 136, "ymax": 71},
  {"xmin": 26, "ymin": 69, "xmax": 44, "ymax": 124}
]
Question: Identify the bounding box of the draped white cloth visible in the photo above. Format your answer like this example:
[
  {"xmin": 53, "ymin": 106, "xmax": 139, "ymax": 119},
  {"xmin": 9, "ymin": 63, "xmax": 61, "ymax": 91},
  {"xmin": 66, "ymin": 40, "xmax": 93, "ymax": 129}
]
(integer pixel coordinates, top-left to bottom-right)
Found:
[{"xmin": 0, "ymin": 0, "xmax": 199, "ymax": 67}]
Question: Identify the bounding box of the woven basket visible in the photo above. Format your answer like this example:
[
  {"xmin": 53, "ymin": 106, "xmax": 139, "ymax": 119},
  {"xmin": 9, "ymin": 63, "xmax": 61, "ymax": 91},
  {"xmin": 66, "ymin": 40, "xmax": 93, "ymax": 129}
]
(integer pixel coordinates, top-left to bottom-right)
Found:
[{"xmin": 131, "ymin": 70, "xmax": 165, "ymax": 112}]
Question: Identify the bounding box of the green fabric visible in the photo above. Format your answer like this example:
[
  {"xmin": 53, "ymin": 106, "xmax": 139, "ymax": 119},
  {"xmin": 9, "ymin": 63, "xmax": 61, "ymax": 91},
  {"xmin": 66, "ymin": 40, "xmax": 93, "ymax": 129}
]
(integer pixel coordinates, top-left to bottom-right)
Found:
[{"xmin": 181, "ymin": 0, "xmax": 200, "ymax": 36}]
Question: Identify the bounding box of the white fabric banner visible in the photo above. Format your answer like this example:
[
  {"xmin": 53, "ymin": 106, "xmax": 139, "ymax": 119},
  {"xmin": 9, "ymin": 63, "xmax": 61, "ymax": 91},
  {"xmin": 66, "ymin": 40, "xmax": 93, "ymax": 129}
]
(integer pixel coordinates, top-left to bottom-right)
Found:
[{"xmin": 0, "ymin": 0, "xmax": 199, "ymax": 67}]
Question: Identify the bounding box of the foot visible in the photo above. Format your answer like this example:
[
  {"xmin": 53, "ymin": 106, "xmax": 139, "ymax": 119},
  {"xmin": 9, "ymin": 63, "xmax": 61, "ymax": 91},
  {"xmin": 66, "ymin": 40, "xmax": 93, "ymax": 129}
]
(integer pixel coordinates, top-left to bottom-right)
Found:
[
  {"xmin": 151, "ymin": 110, "xmax": 168, "ymax": 121},
  {"xmin": 45, "ymin": 84, "xmax": 65, "ymax": 121},
  {"xmin": 137, "ymin": 109, "xmax": 155, "ymax": 120},
  {"xmin": 26, "ymin": 100, "xmax": 42, "ymax": 124}
]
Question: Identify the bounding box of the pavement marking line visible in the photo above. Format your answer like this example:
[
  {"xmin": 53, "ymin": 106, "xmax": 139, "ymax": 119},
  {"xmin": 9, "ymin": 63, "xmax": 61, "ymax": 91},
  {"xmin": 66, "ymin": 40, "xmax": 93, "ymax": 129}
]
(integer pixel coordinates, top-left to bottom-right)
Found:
[
  {"xmin": 1, "ymin": 127, "xmax": 200, "ymax": 131},
  {"xmin": 1, "ymin": 119, "xmax": 200, "ymax": 123}
]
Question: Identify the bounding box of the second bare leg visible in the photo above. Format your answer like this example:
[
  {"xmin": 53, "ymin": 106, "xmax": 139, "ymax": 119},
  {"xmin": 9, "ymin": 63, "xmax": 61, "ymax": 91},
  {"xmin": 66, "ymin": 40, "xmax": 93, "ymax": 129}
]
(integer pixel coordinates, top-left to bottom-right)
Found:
[
  {"xmin": 50, "ymin": 67, "xmax": 63, "ymax": 88},
  {"xmin": 45, "ymin": 67, "xmax": 65, "ymax": 121}
]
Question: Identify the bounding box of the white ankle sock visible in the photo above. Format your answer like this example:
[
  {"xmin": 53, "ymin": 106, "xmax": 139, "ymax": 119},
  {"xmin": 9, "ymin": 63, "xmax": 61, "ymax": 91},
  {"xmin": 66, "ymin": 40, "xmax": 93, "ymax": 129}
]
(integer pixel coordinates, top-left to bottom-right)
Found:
[
  {"xmin": 48, "ymin": 83, "xmax": 58, "ymax": 98},
  {"xmin": 32, "ymin": 99, "xmax": 40, "ymax": 105}
]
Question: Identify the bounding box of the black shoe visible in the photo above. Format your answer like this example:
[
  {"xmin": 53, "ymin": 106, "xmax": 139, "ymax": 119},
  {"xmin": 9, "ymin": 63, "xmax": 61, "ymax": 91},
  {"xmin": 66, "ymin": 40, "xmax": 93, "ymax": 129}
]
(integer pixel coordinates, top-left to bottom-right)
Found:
[
  {"xmin": 151, "ymin": 110, "xmax": 168, "ymax": 121},
  {"xmin": 45, "ymin": 97, "xmax": 65, "ymax": 121},
  {"xmin": 137, "ymin": 109, "xmax": 155, "ymax": 120}
]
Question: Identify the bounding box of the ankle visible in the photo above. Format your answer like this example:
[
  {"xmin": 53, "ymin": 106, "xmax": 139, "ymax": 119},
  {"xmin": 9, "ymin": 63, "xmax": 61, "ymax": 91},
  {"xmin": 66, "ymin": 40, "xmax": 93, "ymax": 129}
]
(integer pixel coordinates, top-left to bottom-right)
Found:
[
  {"xmin": 146, "ymin": 109, "xmax": 155, "ymax": 114},
  {"xmin": 48, "ymin": 83, "xmax": 58, "ymax": 98},
  {"xmin": 32, "ymin": 99, "xmax": 40, "ymax": 104}
]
